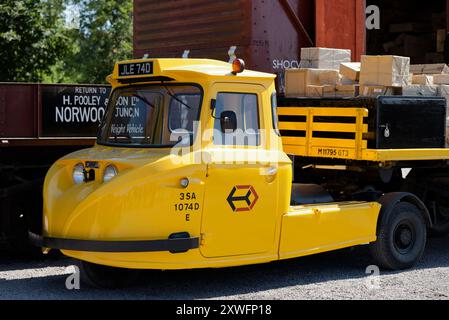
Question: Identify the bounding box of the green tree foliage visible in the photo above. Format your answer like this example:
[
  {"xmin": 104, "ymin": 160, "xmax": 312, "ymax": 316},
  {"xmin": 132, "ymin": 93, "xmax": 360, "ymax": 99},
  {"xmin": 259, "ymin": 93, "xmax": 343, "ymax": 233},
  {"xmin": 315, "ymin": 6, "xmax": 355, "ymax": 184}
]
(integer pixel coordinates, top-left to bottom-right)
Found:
[
  {"xmin": 0, "ymin": 0, "xmax": 133, "ymax": 84},
  {"xmin": 0, "ymin": 0, "xmax": 70, "ymax": 82},
  {"xmin": 66, "ymin": 0, "xmax": 133, "ymax": 84}
]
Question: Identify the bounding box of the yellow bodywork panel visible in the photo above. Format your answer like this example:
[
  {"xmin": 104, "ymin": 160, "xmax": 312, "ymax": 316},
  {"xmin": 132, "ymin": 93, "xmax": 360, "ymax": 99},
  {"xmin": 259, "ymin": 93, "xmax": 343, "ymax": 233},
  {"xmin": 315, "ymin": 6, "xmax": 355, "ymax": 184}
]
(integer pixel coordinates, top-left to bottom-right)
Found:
[
  {"xmin": 280, "ymin": 202, "xmax": 380, "ymax": 260},
  {"xmin": 44, "ymin": 147, "xmax": 207, "ymax": 241},
  {"xmin": 107, "ymin": 58, "xmax": 276, "ymax": 88}
]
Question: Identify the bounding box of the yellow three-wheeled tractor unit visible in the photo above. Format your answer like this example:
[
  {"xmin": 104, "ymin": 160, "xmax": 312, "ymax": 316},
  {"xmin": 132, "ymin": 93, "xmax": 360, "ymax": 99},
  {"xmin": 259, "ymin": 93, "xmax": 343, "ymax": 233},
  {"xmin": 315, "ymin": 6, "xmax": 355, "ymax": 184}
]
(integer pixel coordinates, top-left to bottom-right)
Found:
[{"xmin": 30, "ymin": 58, "xmax": 449, "ymax": 287}]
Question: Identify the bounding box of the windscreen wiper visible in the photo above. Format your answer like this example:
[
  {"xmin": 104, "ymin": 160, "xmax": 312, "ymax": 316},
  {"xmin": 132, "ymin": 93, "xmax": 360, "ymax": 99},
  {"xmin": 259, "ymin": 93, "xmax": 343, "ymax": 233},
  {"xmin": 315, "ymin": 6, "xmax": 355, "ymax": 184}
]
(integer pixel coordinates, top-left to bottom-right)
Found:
[
  {"xmin": 132, "ymin": 94, "xmax": 156, "ymax": 109},
  {"xmin": 163, "ymin": 85, "xmax": 191, "ymax": 109}
]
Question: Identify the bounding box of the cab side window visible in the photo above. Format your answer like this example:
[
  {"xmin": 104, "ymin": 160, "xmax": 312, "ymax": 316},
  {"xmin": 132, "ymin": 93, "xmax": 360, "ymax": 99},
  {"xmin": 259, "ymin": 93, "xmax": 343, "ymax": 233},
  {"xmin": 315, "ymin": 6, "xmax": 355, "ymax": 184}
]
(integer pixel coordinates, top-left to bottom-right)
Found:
[{"xmin": 213, "ymin": 92, "xmax": 260, "ymax": 146}]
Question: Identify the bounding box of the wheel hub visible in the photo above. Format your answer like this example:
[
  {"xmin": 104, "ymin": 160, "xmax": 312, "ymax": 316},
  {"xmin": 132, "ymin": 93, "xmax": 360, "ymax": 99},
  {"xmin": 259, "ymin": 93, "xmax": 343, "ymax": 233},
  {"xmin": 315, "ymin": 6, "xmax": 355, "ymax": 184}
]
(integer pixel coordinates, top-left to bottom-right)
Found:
[
  {"xmin": 399, "ymin": 229, "xmax": 412, "ymax": 246},
  {"xmin": 394, "ymin": 223, "xmax": 415, "ymax": 253}
]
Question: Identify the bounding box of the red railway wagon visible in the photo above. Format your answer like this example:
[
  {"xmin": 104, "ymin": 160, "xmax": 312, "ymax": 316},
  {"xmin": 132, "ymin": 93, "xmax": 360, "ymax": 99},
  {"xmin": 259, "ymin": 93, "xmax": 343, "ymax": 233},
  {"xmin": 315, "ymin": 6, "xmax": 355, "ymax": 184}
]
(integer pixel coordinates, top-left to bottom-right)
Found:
[
  {"xmin": 133, "ymin": 0, "xmax": 365, "ymax": 91},
  {"xmin": 134, "ymin": 0, "xmax": 449, "ymax": 88},
  {"xmin": 0, "ymin": 83, "xmax": 110, "ymax": 252}
]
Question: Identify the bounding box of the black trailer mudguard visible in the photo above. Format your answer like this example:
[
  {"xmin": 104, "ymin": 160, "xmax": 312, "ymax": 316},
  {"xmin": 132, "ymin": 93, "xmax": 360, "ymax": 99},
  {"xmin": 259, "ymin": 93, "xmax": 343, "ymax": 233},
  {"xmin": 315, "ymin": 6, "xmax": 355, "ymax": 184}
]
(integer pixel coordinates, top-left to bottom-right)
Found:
[{"xmin": 377, "ymin": 192, "xmax": 432, "ymax": 231}]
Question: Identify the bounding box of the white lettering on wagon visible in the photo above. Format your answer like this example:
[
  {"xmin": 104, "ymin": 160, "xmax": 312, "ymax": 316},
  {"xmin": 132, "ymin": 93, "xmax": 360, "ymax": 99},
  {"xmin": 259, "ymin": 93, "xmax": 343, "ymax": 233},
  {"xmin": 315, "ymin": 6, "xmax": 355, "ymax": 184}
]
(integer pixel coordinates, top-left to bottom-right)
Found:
[
  {"xmin": 55, "ymin": 87, "xmax": 109, "ymax": 123},
  {"xmin": 56, "ymin": 106, "xmax": 105, "ymax": 123},
  {"xmin": 272, "ymin": 59, "xmax": 300, "ymax": 70}
]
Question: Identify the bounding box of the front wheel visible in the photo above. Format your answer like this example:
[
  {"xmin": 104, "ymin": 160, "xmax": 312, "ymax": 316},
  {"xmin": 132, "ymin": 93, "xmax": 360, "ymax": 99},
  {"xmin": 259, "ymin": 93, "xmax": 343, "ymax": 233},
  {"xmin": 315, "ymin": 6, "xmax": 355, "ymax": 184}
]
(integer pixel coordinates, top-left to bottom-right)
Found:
[
  {"xmin": 370, "ymin": 201, "xmax": 426, "ymax": 270},
  {"xmin": 76, "ymin": 260, "xmax": 140, "ymax": 289}
]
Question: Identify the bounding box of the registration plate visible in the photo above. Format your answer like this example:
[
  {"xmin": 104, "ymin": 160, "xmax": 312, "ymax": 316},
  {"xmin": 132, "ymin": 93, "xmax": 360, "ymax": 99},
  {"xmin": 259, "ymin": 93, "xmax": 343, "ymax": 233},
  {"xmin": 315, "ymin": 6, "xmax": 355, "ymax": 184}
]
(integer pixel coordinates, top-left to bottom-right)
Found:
[
  {"xmin": 118, "ymin": 62, "xmax": 153, "ymax": 77},
  {"xmin": 315, "ymin": 147, "xmax": 351, "ymax": 158}
]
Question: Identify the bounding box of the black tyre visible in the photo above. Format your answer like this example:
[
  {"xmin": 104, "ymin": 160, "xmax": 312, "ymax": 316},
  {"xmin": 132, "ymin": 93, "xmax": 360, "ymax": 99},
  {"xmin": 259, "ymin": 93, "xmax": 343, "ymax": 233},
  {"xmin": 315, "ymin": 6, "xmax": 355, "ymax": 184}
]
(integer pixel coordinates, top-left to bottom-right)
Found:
[
  {"xmin": 370, "ymin": 201, "xmax": 426, "ymax": 270},
  {"xmin": 77, "ymin": 260, "xmax": 140, "ymax": 289}
]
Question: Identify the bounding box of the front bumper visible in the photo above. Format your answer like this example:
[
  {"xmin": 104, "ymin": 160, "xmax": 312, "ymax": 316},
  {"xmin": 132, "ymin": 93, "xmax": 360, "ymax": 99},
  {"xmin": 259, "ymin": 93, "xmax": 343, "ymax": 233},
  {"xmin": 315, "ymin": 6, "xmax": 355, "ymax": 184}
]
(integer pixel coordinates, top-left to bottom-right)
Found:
[{"xmin": 28, "ymin": 231, "xmax": 200, "ymax": 253}]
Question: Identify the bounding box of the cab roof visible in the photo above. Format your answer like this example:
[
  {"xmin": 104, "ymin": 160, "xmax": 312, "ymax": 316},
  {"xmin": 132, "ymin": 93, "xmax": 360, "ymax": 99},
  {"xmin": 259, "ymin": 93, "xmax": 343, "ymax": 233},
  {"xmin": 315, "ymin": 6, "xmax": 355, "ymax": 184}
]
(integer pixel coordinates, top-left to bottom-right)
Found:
[{"xmin": 108, "ymin": 58, "xmax": 276, "ymax": 86}]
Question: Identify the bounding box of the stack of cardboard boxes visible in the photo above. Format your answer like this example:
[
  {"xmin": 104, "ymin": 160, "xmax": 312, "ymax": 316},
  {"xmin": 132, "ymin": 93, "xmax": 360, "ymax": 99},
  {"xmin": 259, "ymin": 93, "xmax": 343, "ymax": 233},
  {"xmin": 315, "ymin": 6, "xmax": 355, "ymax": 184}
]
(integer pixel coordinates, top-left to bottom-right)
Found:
[
  {"xmin": 285, "ymin": 47, "xmax": 449, "ymax": 100},
  {"xmin": 404, "ymin": 65, "xmax": 449, "ymax": 97},
  {"xmin": 285, "ymin": 47, "xmax": 449, "ymax": 146},
  {"xmin": 359, "ymin": 55, "xmax": 410, "ymax": 96},
  {"xmin": 285, "ymin": 48, "xmax": 356, "ymax": 98},
  {"xmin": 285, "ymin": 48, "xmax": 411, "ymax": 98}
]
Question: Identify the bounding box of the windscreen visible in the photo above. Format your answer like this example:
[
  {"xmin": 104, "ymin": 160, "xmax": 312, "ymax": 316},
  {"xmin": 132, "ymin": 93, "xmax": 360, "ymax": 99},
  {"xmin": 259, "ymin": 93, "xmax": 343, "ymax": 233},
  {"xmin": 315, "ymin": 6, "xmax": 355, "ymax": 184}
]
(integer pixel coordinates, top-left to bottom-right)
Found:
[{"xmin": 97, "ymin": 84, "xmax": 202, "ymax": 147}]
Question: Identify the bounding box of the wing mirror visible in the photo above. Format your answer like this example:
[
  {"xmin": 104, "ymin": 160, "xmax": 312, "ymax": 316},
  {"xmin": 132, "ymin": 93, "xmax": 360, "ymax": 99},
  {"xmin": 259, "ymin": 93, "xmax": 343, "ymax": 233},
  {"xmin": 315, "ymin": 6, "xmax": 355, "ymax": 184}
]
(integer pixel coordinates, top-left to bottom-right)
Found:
[
  {"xmin": 211, "ymin": 99, "xmax": 237, "ymax": 133},
  {"xmin": 220, "ymin": 111, "xmax": 237, "ymax": 133}
]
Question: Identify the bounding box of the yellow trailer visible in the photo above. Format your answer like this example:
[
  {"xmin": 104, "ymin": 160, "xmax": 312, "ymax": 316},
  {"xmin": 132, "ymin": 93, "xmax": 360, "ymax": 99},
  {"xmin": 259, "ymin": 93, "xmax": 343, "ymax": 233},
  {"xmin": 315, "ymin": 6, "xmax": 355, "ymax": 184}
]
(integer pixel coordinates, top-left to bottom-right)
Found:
[
  {"xmin": 30, "ymin": 58, "xmax": 446, "ymax": 287},
  {"xmin": 278, "ymin": 104, "xmax": 449, "ymax": 162}
]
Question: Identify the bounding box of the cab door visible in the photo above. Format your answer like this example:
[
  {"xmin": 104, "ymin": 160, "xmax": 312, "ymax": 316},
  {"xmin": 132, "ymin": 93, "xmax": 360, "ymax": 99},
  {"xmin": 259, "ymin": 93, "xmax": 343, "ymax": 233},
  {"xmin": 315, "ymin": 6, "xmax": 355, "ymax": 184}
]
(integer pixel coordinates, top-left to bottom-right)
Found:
[{"xmin": 200, "ymin": 83, "xmax": 279, "ymax": 258}]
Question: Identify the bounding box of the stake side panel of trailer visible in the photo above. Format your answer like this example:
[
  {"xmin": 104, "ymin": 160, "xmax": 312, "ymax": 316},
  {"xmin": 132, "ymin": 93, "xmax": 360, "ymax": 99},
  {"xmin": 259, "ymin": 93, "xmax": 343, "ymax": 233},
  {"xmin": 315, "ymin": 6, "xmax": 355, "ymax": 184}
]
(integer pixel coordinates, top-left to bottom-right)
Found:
[{"xmin": 277, "ymin": 96, "xmax": 449, "ymax": 162}]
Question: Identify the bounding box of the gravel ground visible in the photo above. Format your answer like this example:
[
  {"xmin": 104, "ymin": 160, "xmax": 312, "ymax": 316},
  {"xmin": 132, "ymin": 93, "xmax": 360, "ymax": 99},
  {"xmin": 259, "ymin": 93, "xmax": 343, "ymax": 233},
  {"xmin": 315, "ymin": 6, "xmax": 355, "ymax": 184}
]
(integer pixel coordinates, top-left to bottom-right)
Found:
[{"xmin": 0, "ymin": 235, "xmax": 449, "ymax": 300}]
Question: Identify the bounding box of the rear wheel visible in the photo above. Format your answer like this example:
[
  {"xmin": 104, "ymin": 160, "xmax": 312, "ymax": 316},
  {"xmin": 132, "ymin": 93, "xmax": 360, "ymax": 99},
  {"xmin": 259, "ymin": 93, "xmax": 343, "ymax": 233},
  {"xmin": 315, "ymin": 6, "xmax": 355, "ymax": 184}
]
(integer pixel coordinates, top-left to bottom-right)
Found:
[
  {"xmin": 77, "ymin": 260, "xmax": 140, "ymax": 289},
  {"xmin": 370, "ymin": 201, "xmax": 426, "ymax": 270}
]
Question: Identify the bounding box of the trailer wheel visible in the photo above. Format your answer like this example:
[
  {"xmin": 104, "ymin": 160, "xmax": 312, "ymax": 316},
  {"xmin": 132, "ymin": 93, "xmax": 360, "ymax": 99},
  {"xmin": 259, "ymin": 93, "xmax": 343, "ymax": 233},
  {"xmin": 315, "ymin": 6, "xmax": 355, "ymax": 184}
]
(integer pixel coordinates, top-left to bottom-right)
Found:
[
  {"xmin": 370, "ymin": 201, "xmax": 426, "ymax": 270},
  {"xmin": 77, "ymin": 260, "xmax": 140, "ymax": 289}
]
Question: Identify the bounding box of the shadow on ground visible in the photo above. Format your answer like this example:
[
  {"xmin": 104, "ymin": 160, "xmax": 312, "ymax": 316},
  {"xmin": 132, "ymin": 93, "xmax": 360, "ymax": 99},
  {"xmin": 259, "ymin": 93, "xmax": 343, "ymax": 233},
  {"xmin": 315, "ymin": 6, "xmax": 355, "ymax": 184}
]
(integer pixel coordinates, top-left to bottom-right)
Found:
[{"xmin": 0, "ymin": 235, "xmax": 448, "ymax": 299}]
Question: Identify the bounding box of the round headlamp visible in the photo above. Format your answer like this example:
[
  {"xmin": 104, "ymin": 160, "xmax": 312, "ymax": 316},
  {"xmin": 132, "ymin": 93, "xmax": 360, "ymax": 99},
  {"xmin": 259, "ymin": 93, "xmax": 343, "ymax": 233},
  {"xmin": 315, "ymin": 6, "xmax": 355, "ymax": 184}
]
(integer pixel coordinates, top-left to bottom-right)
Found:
[
  {"xmin": 103, "ymin": 165, "xmax": 118, "ymax": 183},
  {"xmin": 73, "ymin": 163, "xmax": 85, "ymax": 185}
]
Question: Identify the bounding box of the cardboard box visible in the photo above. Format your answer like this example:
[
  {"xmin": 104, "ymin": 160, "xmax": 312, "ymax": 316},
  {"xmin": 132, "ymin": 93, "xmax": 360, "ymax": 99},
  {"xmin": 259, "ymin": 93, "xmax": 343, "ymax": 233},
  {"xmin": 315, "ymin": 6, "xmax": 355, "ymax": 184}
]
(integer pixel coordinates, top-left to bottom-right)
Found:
[
  {"xmin": 336, "ymin": 84, "xmax": 359, "ymax": 97},
  {"xmin": 412, "ymin": 75, "xmax": 434, "ymax": 85},
  {"xmin": 360, "ymin": 85, "xmax": 385, "ymax": 97},
  {"xmin": 402, "ymin": 85, "xmax": 438, "ymax": 96},
  {"xmin": 422, "ymin": 63, "xmax": 449, "ymax": 74},
  {"xmin": 285, "ymin": 68, "xmax": 334, "ymax": 96},
  {"xmin": 319, "ymin": 70, "xmax": 341, "ymax": 85},
  {"xmin": 410, "ymin": 64, "xmax": 424, "ymax": 74},
  {"xmin": 305, "ymin": 84, "xmax": 358, "ymax": 98},
  {"xmin": 433, "ymin": 74, "xmax": 449, "ymax": 85},
  {"xmin": 306, "ymin": 85, "xmax": 323, "ymax": 97},
  {"xmin": 306, "ymin": 85, "xmax": 335, "ymax": 97},
  {"xmin": 340, "ymin": 62, "xmax": 360, "ymax": 81},
  {"xmin": 323, "ymin": 85, "xmax": 338, "ymax": 97},
  {"xmin": 438, "ymin": 85, "xmax": 449, "ymax": 97},
  {"xmin": 411, "ymin": 63, "xmax": 449, "ymax": 75},
  {"xmin": 437, "ymin": 29, "xmax": 446, "ymax": 53},
  {"xmin": 299, "ymin": 47, "xmax": 351, "ymax": 70},
  {"xmin": 338, "ymin": 76, "xmax": 357, "ymax": 85},
  {"xmin": 306, "ymin": 85, "xmax": 322, "ymax": 97},
  {"xmin": 360, "ymin": 55, "xmax": 410, "ymax": 87},
  {"xmin": 360, "ymin": 85, "xmax": 402, "ymax": 97}
]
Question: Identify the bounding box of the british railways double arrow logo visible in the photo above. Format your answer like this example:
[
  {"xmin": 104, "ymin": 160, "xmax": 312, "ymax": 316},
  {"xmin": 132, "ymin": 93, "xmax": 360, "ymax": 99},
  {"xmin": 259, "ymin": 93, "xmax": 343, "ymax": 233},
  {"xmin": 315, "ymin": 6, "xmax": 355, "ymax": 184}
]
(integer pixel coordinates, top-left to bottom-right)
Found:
[{"xmin": 226, "ymin": 185, "xmax": 259, "ymax": 212}]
